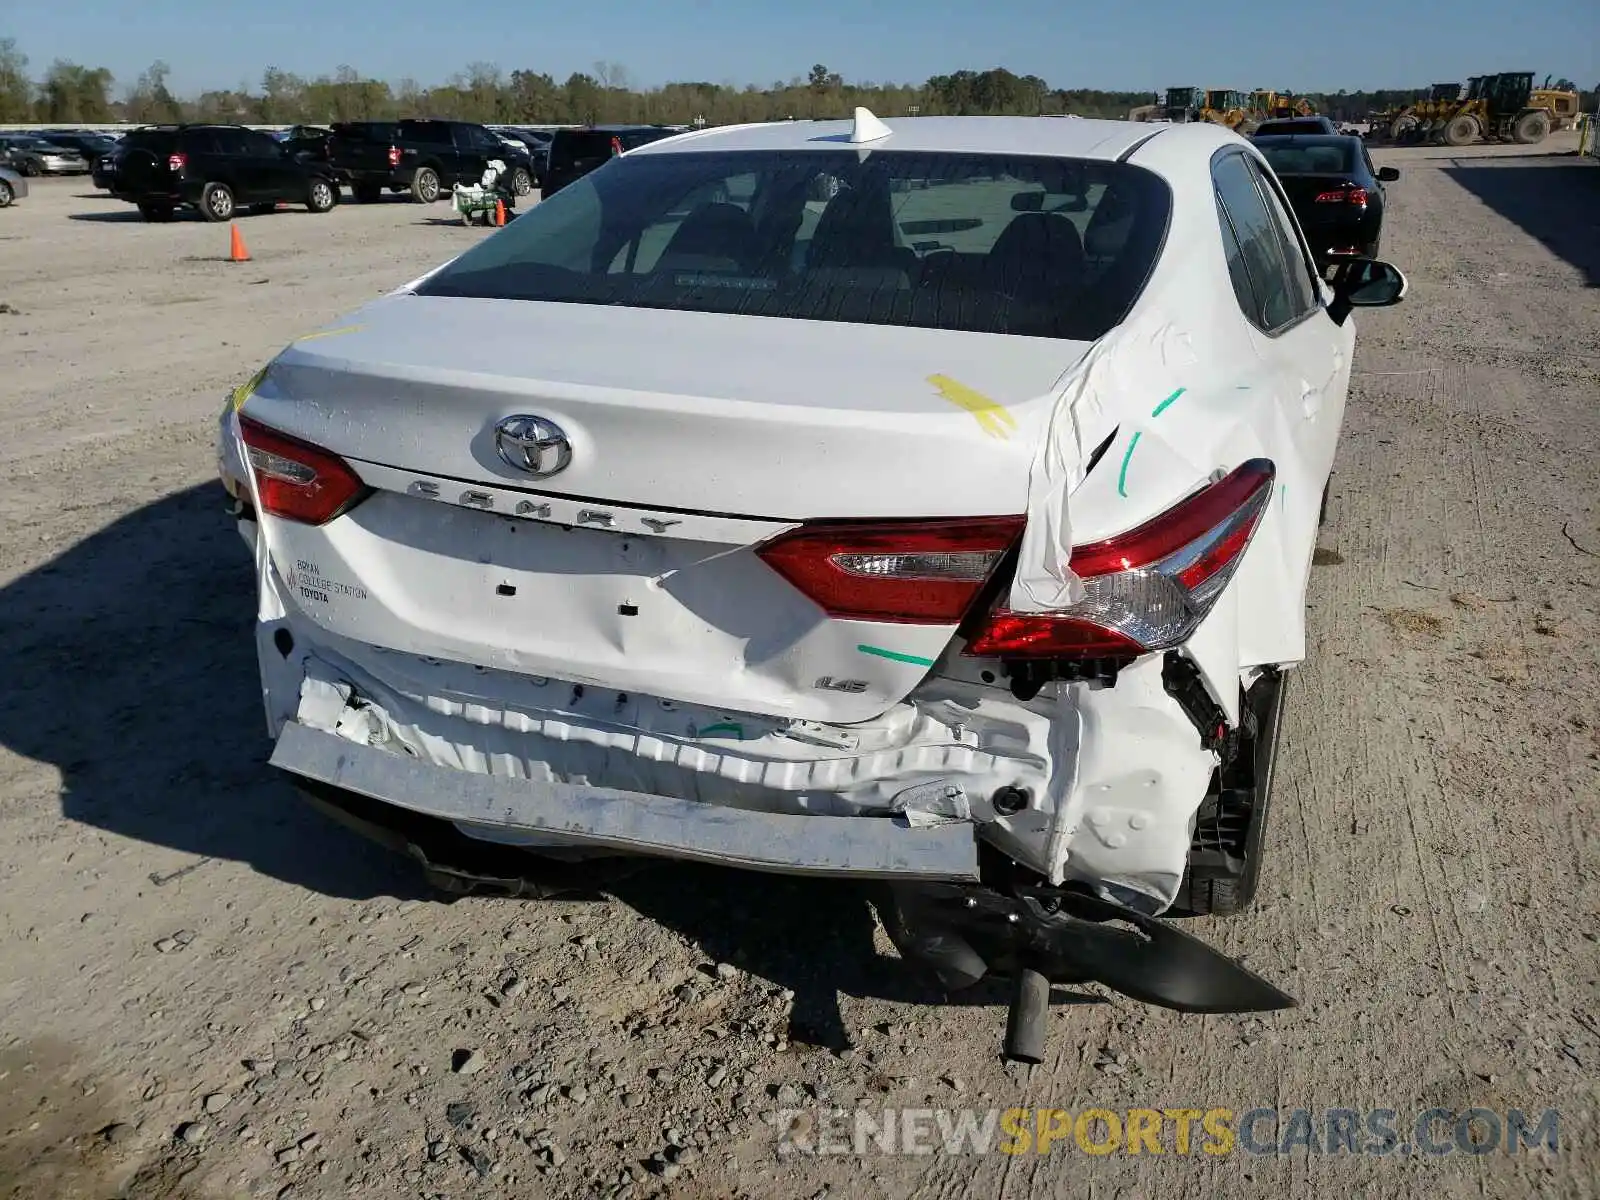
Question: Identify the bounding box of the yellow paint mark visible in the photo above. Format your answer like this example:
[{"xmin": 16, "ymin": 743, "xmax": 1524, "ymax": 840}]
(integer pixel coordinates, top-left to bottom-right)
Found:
[
  {"xmin": 230, "ymin": 363, "xmax": 270, "ymax": 411},
  {"xmin": 294, "ymin": 323, "xmax": 365, "ymax": 343},
  {"xmin": 927, "ymin": 374, "xmax": 1018, "ymax": 440}
]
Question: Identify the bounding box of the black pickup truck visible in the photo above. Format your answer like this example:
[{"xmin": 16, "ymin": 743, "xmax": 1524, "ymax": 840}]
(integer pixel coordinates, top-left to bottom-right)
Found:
[{"xmin": 327, "ymin": 119, "xmax": 535, "ymax": 203}]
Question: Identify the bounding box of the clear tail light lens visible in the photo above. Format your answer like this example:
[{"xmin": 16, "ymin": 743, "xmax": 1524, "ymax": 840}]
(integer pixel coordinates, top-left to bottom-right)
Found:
[
  {"xmin": 238, "ymin": 416, "xmax": 369, "ymax": 525},
  {"xmin": 965, "ymin": 459, "xmax": 1276, "ymax": 660},
  {"xmin": 757, "ymin": 517, "xmax": 1025, "ymax": 624}
]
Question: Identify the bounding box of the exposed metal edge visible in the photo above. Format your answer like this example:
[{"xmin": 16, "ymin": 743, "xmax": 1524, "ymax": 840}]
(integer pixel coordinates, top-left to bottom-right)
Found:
[{"xmin": 270, "ymin": 722, "xmax": 981, "ymax": 882}]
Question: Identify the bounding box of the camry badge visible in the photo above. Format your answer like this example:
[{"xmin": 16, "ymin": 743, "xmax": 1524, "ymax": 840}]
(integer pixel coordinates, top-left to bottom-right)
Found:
[{"xmin": 494, "ymin": 415, "xmax": 572, "ymax": 478}]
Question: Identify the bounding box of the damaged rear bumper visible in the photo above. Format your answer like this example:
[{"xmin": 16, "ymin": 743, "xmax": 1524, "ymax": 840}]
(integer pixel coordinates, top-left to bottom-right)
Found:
[{"xmin": 270, "ymin": 720, "xmax": 980, "ymax": 882}]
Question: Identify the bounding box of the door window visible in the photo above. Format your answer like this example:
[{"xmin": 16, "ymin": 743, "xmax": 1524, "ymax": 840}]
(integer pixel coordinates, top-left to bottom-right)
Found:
[
  {"xmin": 243, "ymin": 131, "xmax": 282, "ymax": 158},
  {"xmin": 208, "ymin": 129, "xmax": 249, "ymax": 155}
]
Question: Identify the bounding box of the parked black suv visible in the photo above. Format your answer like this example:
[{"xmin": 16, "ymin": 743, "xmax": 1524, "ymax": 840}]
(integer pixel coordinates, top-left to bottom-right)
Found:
[
  {"xmin": 110, "ymin": 125, "xmax": 340, "ymax": 221},
  {"xmin": 327, "ymin": 118, "xmax": 535, "ymax": 203},
  {"xmin": 542, "ymin": 125, "xmax": 681, "ymax": 196}
]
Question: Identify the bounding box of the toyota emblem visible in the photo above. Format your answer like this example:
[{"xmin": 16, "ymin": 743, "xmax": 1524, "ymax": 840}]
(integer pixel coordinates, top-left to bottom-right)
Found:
[{"xmin": 494, "ymin": 415, "xmax": 572, "ymax": 478}]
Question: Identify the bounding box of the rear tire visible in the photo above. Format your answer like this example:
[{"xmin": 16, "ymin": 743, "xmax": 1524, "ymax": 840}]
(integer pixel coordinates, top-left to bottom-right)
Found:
[
  {"xmin": 306, "ymin": 177, "xmax": 336, "ymax": 213},
  {"xmin": 410, "ymin": 167, "xmax": 440, "ymax": 203},
  {"xmin": 200, "ymin": 182, "xmax": 235, "ymax": 222},
  {"xmin": 0, "ymin": 179, "xmax": 12, "ymax": 208},
  {"xmin": 1512, "ymin": 110, "xmax": 1550, "ymax": 144},
  {"xmin": 1442, "ymin": 114, "xmax": 1479, "ymax": 146},
  {"xmin": 20, "ymin": 159, "xmax": 40, "ymax": 177},
  {"xmin": 509, "ymin": 167, "xmax": 532, "ymax": 196}
]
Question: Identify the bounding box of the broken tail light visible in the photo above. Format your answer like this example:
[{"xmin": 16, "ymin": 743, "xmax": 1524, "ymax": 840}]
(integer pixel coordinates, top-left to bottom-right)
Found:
[
  {"xmin": 167, "ymin": 152, "xmax": 187, "ymax": 171},
  {"xmin": 965, "ymin": 459, "xmax": 1276, "ymax": 660},
  {"xmin": 238, "ymin": 416, "xmax": 369, "ymax": 525},
  {"xmin": 757, "ymin": 517, "xmax": 1025, "ymax": 624}
]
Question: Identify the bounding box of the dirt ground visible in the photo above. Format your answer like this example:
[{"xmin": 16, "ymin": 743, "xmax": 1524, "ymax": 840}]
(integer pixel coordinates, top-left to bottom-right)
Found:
[{"xmin": 1, "ymin": 134, "xmax": 1597, "ymax": 1200}]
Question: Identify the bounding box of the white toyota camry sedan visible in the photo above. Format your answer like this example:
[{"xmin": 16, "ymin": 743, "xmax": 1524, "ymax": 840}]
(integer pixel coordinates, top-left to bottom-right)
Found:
[{"xmin": 220, "ymin": 110, "xmax": 1405, "ymax": 1054}]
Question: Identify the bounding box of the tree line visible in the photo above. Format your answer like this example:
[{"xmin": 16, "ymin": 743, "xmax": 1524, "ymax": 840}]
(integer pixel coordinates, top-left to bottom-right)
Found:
[{"xmin": 1, "ymin": 39, "xmax": 1593, "ymax": 128}]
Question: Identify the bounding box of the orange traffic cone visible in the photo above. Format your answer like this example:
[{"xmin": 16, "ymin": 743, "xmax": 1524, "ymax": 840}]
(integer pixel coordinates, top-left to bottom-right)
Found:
[
  {"xmin": 228, "ymin": 223, "xmax": 250, "ymax": 263},
  {"xmin": 494, "ymin": 199, "xmax": 505, "ymax": 227}
]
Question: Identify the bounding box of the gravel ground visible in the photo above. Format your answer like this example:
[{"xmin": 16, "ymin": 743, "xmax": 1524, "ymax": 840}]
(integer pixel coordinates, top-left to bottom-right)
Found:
[{"xmin": 1, "ymin": 137, "xmax": 1597, "ymax": 1200}]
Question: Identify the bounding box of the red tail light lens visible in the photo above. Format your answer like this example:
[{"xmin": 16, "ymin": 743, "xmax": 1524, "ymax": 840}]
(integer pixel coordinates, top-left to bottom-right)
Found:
[
  {"xmin": 238, "ymin": 416, "xmax": 368, "ymax": 525},
  {"xmin": 610, "ymin": 136, "xmax": 624, "ymax": 157},
  {"xmin": 1315, "ymin": 186, "xmax": 1368, "ymax": 207},
  {"xmin": 167, "ymin": 152, "xmax": 187, "ymax": 171},
  {"xmin": 757, "ymin": 517, "xmax": 1025, "ymax": 624},
  {"xmin": 966, "ymin": 460, "xmax": 1276, "ymax": 660},
  {"xmin": 388, "ymin": 145, "xmax": 401, "ymax": 167}
]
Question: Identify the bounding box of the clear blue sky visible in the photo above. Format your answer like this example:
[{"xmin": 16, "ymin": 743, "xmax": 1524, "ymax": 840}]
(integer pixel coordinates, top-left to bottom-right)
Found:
[{"xmin": 7, "ymin": 0, "xmax": 1598, "ymax": 96}]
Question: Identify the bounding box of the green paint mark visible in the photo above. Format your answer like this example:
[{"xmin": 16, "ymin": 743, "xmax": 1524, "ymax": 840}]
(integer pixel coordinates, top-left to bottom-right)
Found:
[
  {"xmin": 1150, "ymin": 387, "xmax": 1186, "ymax": 417},
  {"xmin": 1117, "ymin": 431, "xmax": 1143, "ymax": 498},
  {"xmin": 699, "ymin": 722, "xmax": 746, "ymax": 740},
  {"xmin": 857, "ymin": 644, "xmax": 937, "ymax": 668}
]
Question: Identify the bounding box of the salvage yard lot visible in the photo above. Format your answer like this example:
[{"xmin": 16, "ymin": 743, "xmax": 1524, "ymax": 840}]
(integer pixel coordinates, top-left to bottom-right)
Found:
[{"xmin": 1, "ymin": 140, "xmax": 1598, "ymax": 1199}]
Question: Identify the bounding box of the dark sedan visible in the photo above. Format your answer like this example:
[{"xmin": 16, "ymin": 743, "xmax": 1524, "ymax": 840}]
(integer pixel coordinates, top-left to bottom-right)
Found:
[{"xmin": 1251, "ymin": 133, "xmax": 1399, "ymax": 264}]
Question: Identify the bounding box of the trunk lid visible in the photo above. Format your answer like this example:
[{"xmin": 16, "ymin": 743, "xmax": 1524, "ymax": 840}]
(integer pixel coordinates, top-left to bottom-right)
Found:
[
  {"xmin": 245, "ymin": 296, "xmax": 1090, "ymax": 723},
  {"xmin": 253, "ymin": 293, "xmax": 1084, "ymax": 520},
  {"xmin": 1279, "ymin": 174, "xmax": 1366, "ymax": 225}
]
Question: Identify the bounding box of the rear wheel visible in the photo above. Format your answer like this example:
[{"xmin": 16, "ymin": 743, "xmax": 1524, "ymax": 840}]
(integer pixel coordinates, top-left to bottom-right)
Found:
[
  {"xmin": 508, "ymin": 167, "xmax": 532, "ymax": 196},
  {"xmin": 1513, "ymin": 110, "xmax": 1550, "ymax": 144},
  {"xmin": 200, "ymin": 182, "xmax": 235, "ymax": 222},
  {"xmin": 1171, "ymin": 669, "xmax": 1287, "ymax": 917},
  {"xmin": 1443, "ymin": 114, "xmax": 1479, "ymax": 146},
  {"xmin": 0, "ymin": 179, "xmax": 12, "ymax": 208},
  {"xmin": 410, "ymin": 166, "xmax": 440, "ymax": 203},
  {"xmin": 306, "ymin": 177, "xmax": 336, "ymax": 213}
]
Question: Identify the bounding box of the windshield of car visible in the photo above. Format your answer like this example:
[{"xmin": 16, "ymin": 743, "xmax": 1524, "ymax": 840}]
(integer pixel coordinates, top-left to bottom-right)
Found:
[
  {"xmin": 417, "ymin": 149, "xmax": 1171, "ymax": 342},
  {"xmin": 1256, "ymin": 140, "xmax": 1356, "ymax": 175},
  {"xmin": 1256, "ymin": 120, "xmax": 1329, "ymax": 135}
]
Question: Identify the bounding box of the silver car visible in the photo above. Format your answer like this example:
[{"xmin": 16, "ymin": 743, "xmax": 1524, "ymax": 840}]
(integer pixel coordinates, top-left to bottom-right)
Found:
[
  {"xmin": 0, "ymin": 136, "xmax": 90, "ymax": 176},
  {"xmin": 0, "ymin": 164, "xmax": 26, "ymax": 207}
]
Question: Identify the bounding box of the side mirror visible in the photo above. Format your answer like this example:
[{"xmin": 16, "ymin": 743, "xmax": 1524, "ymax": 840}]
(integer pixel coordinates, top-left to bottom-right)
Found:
[
  {"xmin": 1376, "ymin": 166, "xmax": 1400, "ymax": 182},
  {"xmin": 1327, "ymin": 258, "xmax": 1406, "ymax": 326}
]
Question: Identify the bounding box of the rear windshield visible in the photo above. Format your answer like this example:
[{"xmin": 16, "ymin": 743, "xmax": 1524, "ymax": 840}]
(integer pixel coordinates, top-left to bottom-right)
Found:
[
  {"xmin": 119, "ymin": 131, "xmax": 178, "ymax": 153},
  {"xmin": 417, "ymin": 149, "xmax": 1171, "ymax": 342},
  {"xmin": 1256, "ymin": 120, "xmax": 1330, "ymax": 135},
  {"xmin": 551, "ymin": 131, "xmax": 627, "ymax": 163},
  {"xmin": 1256, "ymin": 141, "xmax": 1355, "ymax": 175}
]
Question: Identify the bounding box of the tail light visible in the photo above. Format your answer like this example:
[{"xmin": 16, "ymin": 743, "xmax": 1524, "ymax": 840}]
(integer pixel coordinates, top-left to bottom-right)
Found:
[
  {"xmin": 238, "ymin": 416, "xmax": 368, "ymax": 525},
  {"xmin": 610, "ymin": 136, "xmax": 624, "ymax": 157},
  {"xmin": 965, "ymin": 460, "xmax": 1276, "ymax": 660},
  {"xmin": 757, "ymin": 517, "xmax": 1025, "ymax": 624},
  {"xmin": 388, "ymin": 145, "xmax": 401, "ymax": 167},
  {"xmin": 167, "ymin": 152, "xmax": 187, "ymax": 171},
  {"xmin": 1315, "ymin": 186, "xmax": 1368, "ymax": 207}
]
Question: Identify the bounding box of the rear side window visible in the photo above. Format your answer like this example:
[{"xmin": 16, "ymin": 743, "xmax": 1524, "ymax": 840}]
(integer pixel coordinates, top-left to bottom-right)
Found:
[
  {"xmin": 1213, "ymin": 152, "xmax": 1303, "ymax": 331},
  {"xmin": 401, "ymin": 120, "xmax": 454, "ymax": 146},
  {"xmin": 418, "ymin": 149, "xmax": 1172, "ymax": 343}
]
